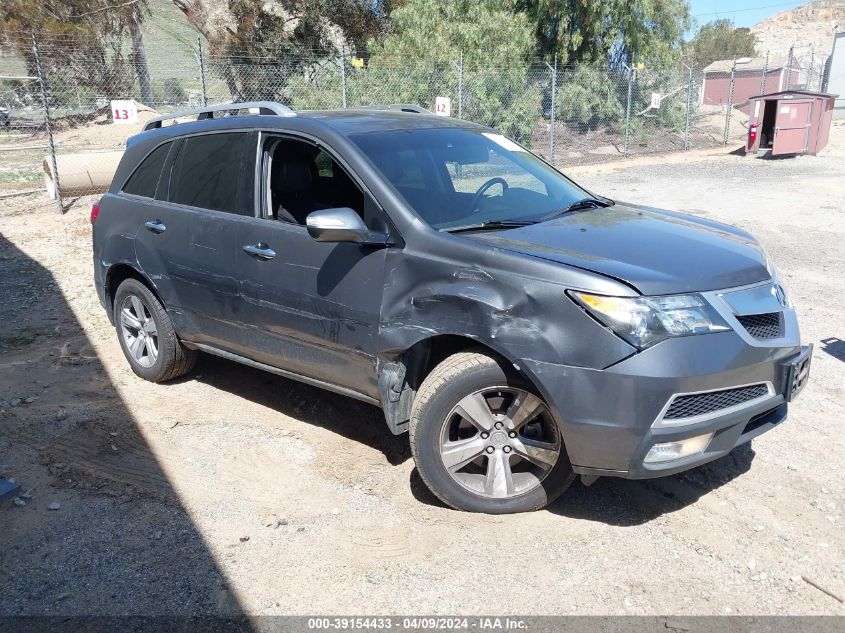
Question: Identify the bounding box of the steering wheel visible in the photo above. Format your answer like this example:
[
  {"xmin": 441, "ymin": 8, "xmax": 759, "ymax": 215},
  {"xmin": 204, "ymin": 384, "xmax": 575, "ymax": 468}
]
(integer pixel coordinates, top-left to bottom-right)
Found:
[{"xmin": 468, "ymin": 177, "xmax": 509, "ymax": 213}]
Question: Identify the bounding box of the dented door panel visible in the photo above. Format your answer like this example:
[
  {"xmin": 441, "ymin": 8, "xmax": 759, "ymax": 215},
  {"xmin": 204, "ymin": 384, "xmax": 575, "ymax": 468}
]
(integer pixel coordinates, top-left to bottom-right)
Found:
[{"xmin": 234, "ymin": 219, "xmax": 387, "ymax": 398}]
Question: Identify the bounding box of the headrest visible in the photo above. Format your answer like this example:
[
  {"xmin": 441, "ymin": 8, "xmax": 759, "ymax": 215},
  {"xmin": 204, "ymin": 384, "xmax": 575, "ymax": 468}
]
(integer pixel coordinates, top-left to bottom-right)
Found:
[{"xmin": 272, "ymin": 149, "xmax": 313, "ymax": 193}]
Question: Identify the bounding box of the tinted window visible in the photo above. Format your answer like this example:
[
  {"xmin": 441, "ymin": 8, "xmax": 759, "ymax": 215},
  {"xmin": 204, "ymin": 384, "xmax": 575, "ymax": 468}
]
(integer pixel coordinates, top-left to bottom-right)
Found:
[
  {"xmin": 168, "ymin": 132, "xmax": 253, "ymax": 215},
  {"xmin": 351, "ymin": 128, "xmax": 588, "ymax": 230},
  {"xmin": 122, "ymin": 142, "xmax": 171, "ymax": 198}
]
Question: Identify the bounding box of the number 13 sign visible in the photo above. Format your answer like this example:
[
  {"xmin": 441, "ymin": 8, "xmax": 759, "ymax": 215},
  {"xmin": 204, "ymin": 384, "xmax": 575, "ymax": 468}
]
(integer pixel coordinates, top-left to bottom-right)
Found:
[{"xmin": 111, "ymin": 100, "xmax": 139, "ymax": 125}]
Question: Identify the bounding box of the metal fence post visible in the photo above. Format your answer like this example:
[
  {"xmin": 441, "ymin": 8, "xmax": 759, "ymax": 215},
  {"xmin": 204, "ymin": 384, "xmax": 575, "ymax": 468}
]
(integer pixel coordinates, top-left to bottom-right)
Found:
[
  {"xmin": 724, "ymin": 56, "xmax": 737, "ymax": 145},
  {"xmin": 759, "ymin": 50, "xmax": 769, "ymax": 95},
  {"xmin": 545, "ymin": 53, "xmax": 557, "ymax": 163},
  {"xmin": 785, "ymin": 45, "xmax": 794, "ymax": 90},
  {"xmin": 623, "ymin": 64, "xmax": 633, "ymax": 158},
  {"xmin": 457, "ymin": 52, "xmax": 463, "ymax": 119},
  {"xmin": 808, "ymin": 45, "xmax": 815, "ymax": 91},
  {"xmin": 682, "ymin": 62, "xmax": 692, "ymax": 151},
  {"xmin": 32, "ymin": 35, "xmax": 63, "ymax": 213},
  {"xmin": 197, "ymin": 36, "xmax": 207, "ymax": 106},
  {"xmin": 340, "ymin": 53, "xmax": 347, "ymax": 108}
]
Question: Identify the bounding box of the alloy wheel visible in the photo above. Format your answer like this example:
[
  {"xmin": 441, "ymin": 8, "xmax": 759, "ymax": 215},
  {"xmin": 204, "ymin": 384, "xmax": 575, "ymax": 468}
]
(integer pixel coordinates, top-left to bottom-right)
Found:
[
  {"xmin": 119, "ymin": 294, "xmax": 158, "ymax": 368},
  {"xmin": 438, "ymin": 387, "xmax": 561, "ymax": 499}
]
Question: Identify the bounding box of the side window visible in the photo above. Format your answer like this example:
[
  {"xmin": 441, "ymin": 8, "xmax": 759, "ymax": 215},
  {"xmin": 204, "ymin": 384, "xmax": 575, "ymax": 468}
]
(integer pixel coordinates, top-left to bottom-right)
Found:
[
  {"xmin": 265, "ymin": 138, "xmax": 367, "ymax": 226},
  {"xmin": 168, "ymin": 132, "xmax": 254, "ymax": 215},
  {"xmin": 122, "ymin": 141, "xmax": 172, "ymax": 198}
]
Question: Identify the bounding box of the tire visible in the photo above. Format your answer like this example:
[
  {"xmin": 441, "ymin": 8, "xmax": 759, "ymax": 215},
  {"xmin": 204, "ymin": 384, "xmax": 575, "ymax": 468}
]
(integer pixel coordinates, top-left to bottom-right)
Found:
[
  {"xmin": 113, "ymin": 278, "xmax": 196, "ymax": 383},
  {"xmin": 409, "ymin": 350, "xmax": 575, "ymax": 513}
]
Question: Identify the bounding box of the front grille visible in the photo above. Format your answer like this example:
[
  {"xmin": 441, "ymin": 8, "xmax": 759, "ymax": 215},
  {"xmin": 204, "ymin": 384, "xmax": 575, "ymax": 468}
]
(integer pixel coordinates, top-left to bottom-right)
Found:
[
  {"xmin": 736, "ymin": 312, "xmax": 783, "ymax": 339},
  {"xmin": 663, "ymin": 384, "xmax": 770, "ymax": 419}
]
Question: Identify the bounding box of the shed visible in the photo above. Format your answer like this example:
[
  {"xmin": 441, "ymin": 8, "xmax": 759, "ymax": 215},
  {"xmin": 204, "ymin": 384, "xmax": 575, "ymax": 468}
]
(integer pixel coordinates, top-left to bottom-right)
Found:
[
  {"xmin": 745, "ymin": 90, "xmax": 837, "ymax": 156},
  {"xmin": 702, "ymin": 57, "xmax": 798, "ymax": 106}
]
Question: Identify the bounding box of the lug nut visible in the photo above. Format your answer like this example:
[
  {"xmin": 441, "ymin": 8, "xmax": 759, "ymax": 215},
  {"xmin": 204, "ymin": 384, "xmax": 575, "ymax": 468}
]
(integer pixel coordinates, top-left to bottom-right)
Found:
[
  {"xmin": 503, "ymin": 446, "xmax": 512, "ymax": 454},
  {"xmin": 486, "ymin": 446, "xmax": 495, "ymax": 454},
  {"xmin": 480, "ymin": 432, "xmax": 489, "ymax": 439},
  {"xmin": 508, "ymin": 431, "xmax": 516, "ymax": 438},
  {"xmin": 494, "ymin": 422, "xmax": 503, "ymax": 430}
]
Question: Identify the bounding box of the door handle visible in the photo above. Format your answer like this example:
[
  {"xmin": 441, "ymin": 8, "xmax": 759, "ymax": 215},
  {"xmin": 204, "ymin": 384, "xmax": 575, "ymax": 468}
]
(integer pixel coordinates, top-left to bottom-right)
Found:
[
  {"xmin": 243, "ymin": 243, "xmax": 276, "ymax": 260},
  {"xmin": 144, "ymin": 220, "xmax": 166, "ymax": 234}
]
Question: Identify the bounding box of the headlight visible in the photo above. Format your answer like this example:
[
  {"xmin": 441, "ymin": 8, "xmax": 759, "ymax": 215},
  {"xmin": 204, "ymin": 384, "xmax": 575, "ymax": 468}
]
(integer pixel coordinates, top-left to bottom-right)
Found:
[{"xmin": 570, "ymin": 291, "xmax": 730, "ymax": 349}]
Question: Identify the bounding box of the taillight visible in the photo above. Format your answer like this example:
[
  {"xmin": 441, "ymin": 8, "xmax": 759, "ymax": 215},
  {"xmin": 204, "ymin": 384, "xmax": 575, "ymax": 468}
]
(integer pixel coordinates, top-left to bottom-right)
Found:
[
  {"xmin": 748, "ymin": 124, "xmax": 758, "ymax": 147},
  {"xmin": 90, "ymin": 200, "xmax": 100, "ymax": 224}
]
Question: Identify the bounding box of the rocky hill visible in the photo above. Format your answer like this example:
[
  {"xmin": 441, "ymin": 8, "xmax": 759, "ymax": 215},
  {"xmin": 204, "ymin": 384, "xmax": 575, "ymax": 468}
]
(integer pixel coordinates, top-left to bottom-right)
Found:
[{"xmin": 752, "ymin": 0, "xmax": 845, "ymax": 58}]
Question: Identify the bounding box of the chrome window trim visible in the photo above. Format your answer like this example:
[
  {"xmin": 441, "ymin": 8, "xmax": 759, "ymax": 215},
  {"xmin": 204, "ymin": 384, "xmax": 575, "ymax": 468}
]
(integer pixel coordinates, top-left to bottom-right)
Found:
[{"xmin": 651, "ymin": 381, "xmax": 776, "ymax": 428}]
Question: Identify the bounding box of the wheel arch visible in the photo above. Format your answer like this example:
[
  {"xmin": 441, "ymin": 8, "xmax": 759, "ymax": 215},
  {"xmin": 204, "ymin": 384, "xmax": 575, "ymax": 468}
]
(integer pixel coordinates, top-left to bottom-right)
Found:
[
  {"xmin": 105, "ymin": 263, "xmax": 165, "ymax": 323},
  {"xmin": 377, "ymin": 333, "xmax": 560, "ymax": 439}
]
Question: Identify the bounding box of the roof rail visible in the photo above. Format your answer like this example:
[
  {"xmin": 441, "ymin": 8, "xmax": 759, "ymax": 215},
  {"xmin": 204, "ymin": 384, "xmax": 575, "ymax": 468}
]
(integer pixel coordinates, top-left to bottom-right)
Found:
[
  {"xmin": 357, "ymin": 104, "xmax": 433, "ymax": 114},
  {"xmin": 142, "ymin": 101, "xmax": 295, "ymax": 131}
]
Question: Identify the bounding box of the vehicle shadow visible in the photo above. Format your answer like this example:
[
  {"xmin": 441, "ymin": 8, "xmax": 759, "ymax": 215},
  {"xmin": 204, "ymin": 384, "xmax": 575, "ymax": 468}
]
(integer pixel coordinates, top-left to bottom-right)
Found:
[
  {"xmin": 547, "ymin": 443, "xmax": 756, "ymax": 526},
  {"xmin": 820, "ymin": 337, "xmax": 845, "ymax": 362},
  {"xmin": 408, "ymin": 443, "xmax": 756, "ymax": 524},
  {"xmin": 0, "ymin": 233, "xmax": 251, "ymax": 624},
  {"xmin": 186, "ymin": 353, "xmax": 412, "ymax": 467}
]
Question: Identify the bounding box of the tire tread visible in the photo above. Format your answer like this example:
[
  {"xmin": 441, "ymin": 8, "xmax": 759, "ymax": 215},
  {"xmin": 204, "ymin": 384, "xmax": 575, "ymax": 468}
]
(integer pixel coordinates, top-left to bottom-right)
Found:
[{"xmin": 114, "ymin": 278, "xmax": 196, "ymax": 383}]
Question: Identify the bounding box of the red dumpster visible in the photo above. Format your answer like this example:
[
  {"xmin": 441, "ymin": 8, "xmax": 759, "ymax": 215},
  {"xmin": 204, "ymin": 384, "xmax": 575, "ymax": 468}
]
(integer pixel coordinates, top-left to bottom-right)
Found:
[{"xmin": 744, "ymin": 90, "xmax": 837, "ymax": 156}]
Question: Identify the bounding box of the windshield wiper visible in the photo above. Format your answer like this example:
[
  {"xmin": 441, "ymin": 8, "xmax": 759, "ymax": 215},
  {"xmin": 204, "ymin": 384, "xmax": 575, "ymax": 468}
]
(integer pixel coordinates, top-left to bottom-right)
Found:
[
  {"xmin": 442, "ymin": 219, "xmax": 539, "ymax": 234},
  {"xmin": 540, "ymin": 197, "xmax": 610, "ymax": 222}
]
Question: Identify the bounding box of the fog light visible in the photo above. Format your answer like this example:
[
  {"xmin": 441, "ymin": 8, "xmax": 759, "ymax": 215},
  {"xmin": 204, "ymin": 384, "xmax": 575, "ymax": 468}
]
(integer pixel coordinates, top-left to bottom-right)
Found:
[{"xmin": 644, "ymin": 433, "xmax": 713, "ymax": 464}]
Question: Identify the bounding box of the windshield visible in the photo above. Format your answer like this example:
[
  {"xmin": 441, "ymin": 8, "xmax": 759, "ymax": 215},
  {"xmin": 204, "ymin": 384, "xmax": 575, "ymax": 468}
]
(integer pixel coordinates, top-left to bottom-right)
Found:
[{"xmin": 350, "ymin": 128, "xmax": 593, "ymax": 230}]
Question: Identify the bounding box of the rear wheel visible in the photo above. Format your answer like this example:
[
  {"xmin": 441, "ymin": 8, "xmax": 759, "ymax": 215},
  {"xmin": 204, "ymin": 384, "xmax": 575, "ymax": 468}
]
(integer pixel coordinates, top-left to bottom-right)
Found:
[
  {"xmin": 409, "ymin": 351, "xmax": 574, "ymax": 513},
  {"xmin": 113, "ymin": 278, "xmax": 196, "ymax": 382}
]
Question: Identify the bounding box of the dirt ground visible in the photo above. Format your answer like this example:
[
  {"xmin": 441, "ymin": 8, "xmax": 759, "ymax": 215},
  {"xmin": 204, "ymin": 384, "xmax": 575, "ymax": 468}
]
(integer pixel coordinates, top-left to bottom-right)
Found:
[{"xmin": 1, "ymin": 124, "xmax": 844, "ymax": 618}]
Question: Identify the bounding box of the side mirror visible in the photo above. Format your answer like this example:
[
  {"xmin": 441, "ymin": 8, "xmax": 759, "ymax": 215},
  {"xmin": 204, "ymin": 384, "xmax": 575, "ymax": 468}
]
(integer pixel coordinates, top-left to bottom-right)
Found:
[{"xmin": 305, "ymin": 208, "xmax": 370, "ymax": 244}]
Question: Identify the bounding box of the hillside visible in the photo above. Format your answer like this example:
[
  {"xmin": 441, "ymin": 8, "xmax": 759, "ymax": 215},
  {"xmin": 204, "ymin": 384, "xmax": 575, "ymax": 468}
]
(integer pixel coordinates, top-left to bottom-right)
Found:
[{"xmin": 751, "ymin": 0, "xmax": 845, "ymax": 58}]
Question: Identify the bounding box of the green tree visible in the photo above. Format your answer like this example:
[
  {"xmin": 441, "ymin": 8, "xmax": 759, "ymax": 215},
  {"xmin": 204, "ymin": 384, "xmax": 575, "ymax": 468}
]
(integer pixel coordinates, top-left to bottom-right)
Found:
[
  {"xmin": 555, "ymin": 66, "xmax": 625, "ymax": 130},
  {"xmin": 516, "ymin": 0, "xmax": 692, "ymax": 66},
  {"xmin": 369, "ymin": 0, "xmax": 534, "ymax": 68},
  {"xmin": 688, "ymin": 19, "xmax": 757, "ymax": 68},
  {"xmin": 172, "ymin": 0, "xmax": 394, "ymax": 101},
  {"xmin": 0, "ymin": 0, "xmax": 151, "ymax": 105}
]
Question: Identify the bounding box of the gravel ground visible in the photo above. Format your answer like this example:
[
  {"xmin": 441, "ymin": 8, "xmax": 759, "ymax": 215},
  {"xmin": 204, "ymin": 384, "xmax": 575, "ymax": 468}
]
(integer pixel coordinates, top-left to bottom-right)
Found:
[{"xmin": 1, "ymin": 124, "xmax": 844, "ymax": 618}]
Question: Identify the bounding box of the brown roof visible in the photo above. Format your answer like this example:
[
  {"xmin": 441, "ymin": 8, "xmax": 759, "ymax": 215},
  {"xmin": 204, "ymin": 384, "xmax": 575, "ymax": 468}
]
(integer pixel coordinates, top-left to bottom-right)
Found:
[{"xmin": 702, "ymin": 56, "xmax": 792, "ymax": 73}]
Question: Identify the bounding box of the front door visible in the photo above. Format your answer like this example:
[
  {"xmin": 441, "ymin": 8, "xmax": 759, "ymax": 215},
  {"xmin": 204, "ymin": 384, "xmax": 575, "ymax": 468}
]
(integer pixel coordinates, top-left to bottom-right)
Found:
[
  {"xmin": 231, "ymin": 135, "xmax": 390, "ymax": 399},
  {"xmin": 772, "ymin": 99, "xmax": 813, "ymax": 155}
]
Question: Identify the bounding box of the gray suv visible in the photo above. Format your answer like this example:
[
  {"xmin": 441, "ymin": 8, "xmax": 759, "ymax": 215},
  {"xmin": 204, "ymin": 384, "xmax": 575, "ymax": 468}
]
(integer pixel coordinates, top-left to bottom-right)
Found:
[{"xmin": 92, "ymin": 102, "xmax": 811, "ymax": 513}]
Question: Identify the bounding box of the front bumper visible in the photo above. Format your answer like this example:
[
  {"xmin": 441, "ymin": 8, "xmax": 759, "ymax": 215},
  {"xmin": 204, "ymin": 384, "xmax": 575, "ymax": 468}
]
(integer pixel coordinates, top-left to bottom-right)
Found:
[{"xmin": 522, "ymin": 328, "xmax": 808, "ymax": 480}]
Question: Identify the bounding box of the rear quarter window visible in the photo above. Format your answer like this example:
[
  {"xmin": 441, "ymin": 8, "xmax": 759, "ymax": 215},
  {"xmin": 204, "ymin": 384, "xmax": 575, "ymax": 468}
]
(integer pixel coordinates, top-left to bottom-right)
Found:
[
  {"xmin": 122, "ymin": 141, "xmax": 172, "ymax": 198},
  {"xmin": 167, "ymin": 132, "xmax": 254, "ymax": 215}
]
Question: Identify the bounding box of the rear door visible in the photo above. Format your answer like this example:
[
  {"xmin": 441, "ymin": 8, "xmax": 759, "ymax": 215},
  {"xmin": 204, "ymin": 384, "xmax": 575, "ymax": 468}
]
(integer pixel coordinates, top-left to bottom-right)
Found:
[
  {"xmin": 773, "ymin": 99, "xmax": 813, "ymax": 155},
  {"xmin": 134, "ymin": 130, "xmax": 257, "ymax": 346}
]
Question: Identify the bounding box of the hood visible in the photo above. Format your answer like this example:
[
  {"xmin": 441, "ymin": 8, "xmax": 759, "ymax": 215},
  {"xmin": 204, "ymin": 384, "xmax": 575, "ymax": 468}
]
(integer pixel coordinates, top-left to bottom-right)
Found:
[{"xmin": 469, "ymin": 203, "xmax": 770, "ymax": 295}]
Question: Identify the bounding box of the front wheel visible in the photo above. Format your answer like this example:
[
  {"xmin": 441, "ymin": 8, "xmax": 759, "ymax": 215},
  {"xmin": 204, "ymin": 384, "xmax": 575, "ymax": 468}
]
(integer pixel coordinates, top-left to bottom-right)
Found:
[{"xmin": 409, "ymin": 351, "xmax": 574, "ymax": 513}]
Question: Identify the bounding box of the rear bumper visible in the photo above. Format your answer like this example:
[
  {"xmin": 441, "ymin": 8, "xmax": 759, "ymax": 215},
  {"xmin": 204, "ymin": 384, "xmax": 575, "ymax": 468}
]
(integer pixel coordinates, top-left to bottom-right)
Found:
[
  {"xmin": 93, "ymin": 254, "xmax": 109, "ymax": 315},
  {"xmin": 521, "ymin": 330, "xmax": 807, "ymax": 479}
]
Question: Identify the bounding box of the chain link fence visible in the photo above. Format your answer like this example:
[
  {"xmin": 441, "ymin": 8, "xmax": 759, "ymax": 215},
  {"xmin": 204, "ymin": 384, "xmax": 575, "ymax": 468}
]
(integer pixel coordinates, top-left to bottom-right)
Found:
[{"xmin": 0, "ymin": 30, "xmax": 830, "ymax": 211}]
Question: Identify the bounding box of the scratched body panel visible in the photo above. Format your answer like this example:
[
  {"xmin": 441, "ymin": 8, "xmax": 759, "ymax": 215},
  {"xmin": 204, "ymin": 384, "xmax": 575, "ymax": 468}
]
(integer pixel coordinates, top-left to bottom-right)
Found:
[{"xmin": 233, "ymin": 217, "xmax": 386, "ymax": 397}]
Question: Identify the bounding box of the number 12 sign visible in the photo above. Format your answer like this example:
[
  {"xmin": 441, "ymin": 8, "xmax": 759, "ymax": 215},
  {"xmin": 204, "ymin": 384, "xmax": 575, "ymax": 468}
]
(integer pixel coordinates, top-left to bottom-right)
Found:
[
  {"xmin": 435, "ymin": 96, "xmax": 451, "ymax": 117},
  {"xmin": 111, "ymin": 100, "xmax": 139, "ymax": 125}
]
